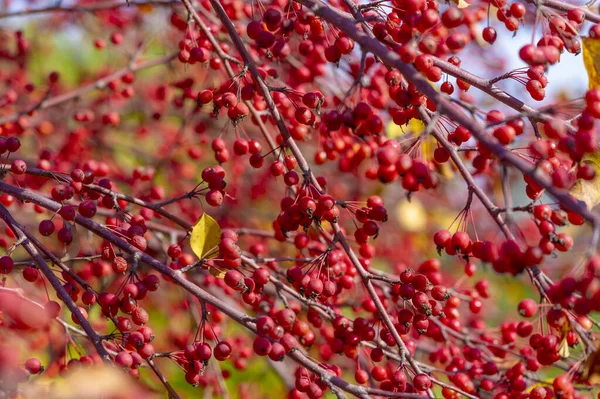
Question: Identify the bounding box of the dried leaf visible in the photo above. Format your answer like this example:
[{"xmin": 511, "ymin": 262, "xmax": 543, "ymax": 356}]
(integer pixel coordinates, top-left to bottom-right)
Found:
[
  {"xmin": 190, "ymin": 213, "xmax": 221, "ymax": 260},
  {"xmin": 582, "ymin": 348, "xmax": 600, "ymax": 384},
  {"xmin": 569, "ymin": 152, "xmax": 600, "ymax": 209},
  {"xmin": 582, "ymin": 36, "xmax": 600, "ymax": 89}
]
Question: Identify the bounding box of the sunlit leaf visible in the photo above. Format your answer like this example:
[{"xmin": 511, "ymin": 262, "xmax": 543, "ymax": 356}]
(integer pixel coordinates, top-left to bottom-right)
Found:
[
  {"xmin": 386, "ymin": 118, "xmax": 426, "ymax": 145},
  {"xmin": 569, "ymin": 151, "xmax": 600, "ymax": 209},
  {"xmin": 525, "ymin": 378, "xmax": 554, "ymax": 393},
  {"xmin": 565, "ymin": 40, "xmax": 600, "ymax": 209},
  {"xmin": 582, "ymin": 36, "xmax": 600, "ymax": 89},
  {"xmin": 583, "ymin": 348, "xmax": 600, "ymax": 384},
  {"xmin": 408, "ymin": 118, "xmax": 426, "ymax": 134},
  {"xmin": 210, "ymin": 267, "xmax": 226, "ymax": 278},
  {"xmin": 453, "ymin": 0, "xmax": 470, "ymax": 8},
  {"xmin": 558, "ymin": 336, "xmax": 570, "ymax": 358},
  {"xmin": 190, "ymin": 213, "xmax": 221, "ymax": 259},
  {"xmin": 395, "ymin": 198, "xmax": 427, "ymax": 232},
  {"xmin": 137, "ymin": 3, "xmax": 154, "ymax": 12},
  {"xmin": 435, "ymin": 159, "xmax": 455, "ymax": 179},
  {"xmin": 386, "ymin": 120, "xmax": 403, "ymax": 140},
  {"xmin": 386, "ymin": 118, "xmax": 454, "ymax": 178}
]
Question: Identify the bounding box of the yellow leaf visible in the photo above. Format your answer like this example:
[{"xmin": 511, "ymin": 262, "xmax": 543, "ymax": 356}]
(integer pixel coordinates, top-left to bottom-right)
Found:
[
  {"xmin": 582, "ymin": 36, "xmax": 600, "ymax": 89},
  {"xmin": 190, "ymin": 213, "xmax": 221, "ymax": 259},
  {"xmin": 569, "ymin": 151, "xmax": 600, "ymax": 209},
  {"xmin": 408, "ymin": 118, "xmax": 426, "ymax": 134},
  {"xmin": 395, "ymin": 198, "xmax": 427, "ymax": 232},
  {"xmin": 137, "ymin": 3, "xmax": 154, "ymax": 13},
  {"xmin": 558, "ymin": 336, "xmax": 570, "ymax": 358},
  {"xmin": 210, "ymin": 267, "xmax": 226, "ymax": 279},
  {"xmin": 387, "ymin": 118, "xmax": 455, "ymax": 179},
  {"xmin": 453, "ymin": 0, "xmax": 470, "ymax": 8},
  {"xmin": 582, "ymin": 348, "xmax": 600, "ymax": 384},
  {"xmin": 386, "ymin": 118, "xmax": 428, "ymax": 145},
  {"xmin": 435, "ymin": 159, "xmax": 455, "ymax": 179},
  {"xmin": 386, "ymin": 120, "xmax": 403, "ymax": 139},
  {"xmin": 525, "ymin": 378, "xmax": 554, "ymax": 393}
]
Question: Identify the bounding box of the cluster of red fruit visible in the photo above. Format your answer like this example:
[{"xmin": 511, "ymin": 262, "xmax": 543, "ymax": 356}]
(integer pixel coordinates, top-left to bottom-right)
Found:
[
  {"xmin": 433, "ymin": 224, "xmax": 574, "ymax": 276},
  {"xmin": 219, "ymin": 236, "xmax": 279, "ymax": 305},
  {"xmin": 519, "ymin": 18, "xmax": 597, "ymax": 102},
  {"xmin": 200, "ymin": 90, "xmax": 251, "ymax": 126},
  {"xmin": 214, "ymin": 229, "xmax": 243, "ymax": 269},
  {"xmin": 290, "ymin": 364, "xmax": 347, "ymax": 399},
  {"xmin": 175, "ymin": 339, "xmax": 233, "ymax": 385},
  {"xmin": 321, "ymin": 101, "xmax": 384, "ymax": 137},
  {"xmin": 371, "ymin": 143, "xmax": 439, "ymax": 191},
  {"xmin": 286, "ymin": 249, "xmax": 356, "ymax": 298},
  {"xmin": 547, "ymin": 89, "xmax": 600, "ymax": 163},
  {"xmin": 274, "ymin": 189, "xmax": 339, "ymax": 237},
  {"xmin": 481, "ymin": 2, "xmax": 526, "ymax": 44},
  {"xmin": 200, "ymin": 166, "xmax": 228, "ymax": 207},
  {"xmin": 172, "ymin": 14, "xmax": 225, "ymax": 71}
]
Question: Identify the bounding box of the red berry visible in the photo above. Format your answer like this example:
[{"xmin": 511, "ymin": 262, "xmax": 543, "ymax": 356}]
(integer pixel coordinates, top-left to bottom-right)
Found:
[
  {"xmin": 0, "ymin": 256, "xmax": 14, "ymax": 274},
  {"xmin": 78, "ymin": 200, "xmax": 97, "ymax": 218},
  {"xmin": 214, "ymin": 341, "xmax": 232, "ymax": 361},
  {"xmin": 25, "ymin": 358, "xmax": 42, "ymax": 374},
  {"xmin": 482, "ymin": 27, "xmax": 497, "ymax": 44},
  {"xmin": 518, "ymin": 298, "xmax": 538, "ymax": 317}
]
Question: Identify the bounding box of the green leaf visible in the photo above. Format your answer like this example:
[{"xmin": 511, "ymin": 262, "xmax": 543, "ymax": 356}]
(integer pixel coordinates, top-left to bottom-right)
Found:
[{"xmin": 190, "ymin": 213, "xmax": 221, "ymax": 260}]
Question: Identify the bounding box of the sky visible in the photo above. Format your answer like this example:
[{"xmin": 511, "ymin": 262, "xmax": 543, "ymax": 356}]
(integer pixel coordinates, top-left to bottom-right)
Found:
[{"xmin": 497, "ymin": 24, "xmax": 589, "ymax": 100}]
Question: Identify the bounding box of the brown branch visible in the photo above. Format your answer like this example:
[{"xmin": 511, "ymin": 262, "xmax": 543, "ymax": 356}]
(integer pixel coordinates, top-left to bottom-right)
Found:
[
  {"xmin": 0, "ymin": 53, "xmax": 177, "ymax": 126},
  {"xmin": 0, "ymin": 204, "xmax": 111, "ymax": 362},
  {"xmin": 147, "ymin": 359, "xmax": 181, "ymax": 399},
  {"xmin": 298, "ymin": 0, "xmax": 597, "ymax": 357},
  {"xmin": 526, "ymin": 0, "xmax": 600, "ymax": 23},
  {"xmin": 420, "ymin": 111, "xmax": 514, "ymax": 240},
  {"xmin": 297, "ymin": 0, "xmax": 600, "ymax": 228},
  {"xmin": 0, "ymin": 164, "xmax": 193, "ymax": 230},
  {"xmin": 0, "ymin": 181, "xmax": 430, "ymax": 399},
  {"xmin": 208, "ymin": 0, "xmax": 430, "ymax": 386},
  {"xmin": 0, "ymin": 0, "xmax": 179, "ymax": 19},
  {"xmin": 180, "ymin": 0, "xmax": 282, "ymax": 156}
]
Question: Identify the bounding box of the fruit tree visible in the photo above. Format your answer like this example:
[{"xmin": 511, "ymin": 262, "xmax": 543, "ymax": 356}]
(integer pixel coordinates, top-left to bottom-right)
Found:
[{"xmin": 1, "ymin": 0, "xmax": 600, "ymax": 398}]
